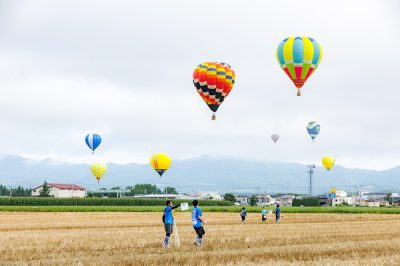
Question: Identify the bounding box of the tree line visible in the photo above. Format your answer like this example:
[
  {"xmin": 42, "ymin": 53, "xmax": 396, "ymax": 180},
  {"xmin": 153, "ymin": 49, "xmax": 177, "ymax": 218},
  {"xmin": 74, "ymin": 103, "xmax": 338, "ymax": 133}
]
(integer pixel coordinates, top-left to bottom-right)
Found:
[{"xmin": 0, "ymin": 185, "xmax": 31, "ymax": 197}]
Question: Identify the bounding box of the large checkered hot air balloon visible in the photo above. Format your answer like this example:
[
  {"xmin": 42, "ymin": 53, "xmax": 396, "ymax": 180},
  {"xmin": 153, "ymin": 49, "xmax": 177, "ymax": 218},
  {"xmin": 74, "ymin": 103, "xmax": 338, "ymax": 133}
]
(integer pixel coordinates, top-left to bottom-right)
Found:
[
  {"xmin": 192, "ymin": 62, "xmax": 235, "ymax": 120},
  {"xmin": 276, "ymin": 37, "xmax": 322, "ymax": 96}
]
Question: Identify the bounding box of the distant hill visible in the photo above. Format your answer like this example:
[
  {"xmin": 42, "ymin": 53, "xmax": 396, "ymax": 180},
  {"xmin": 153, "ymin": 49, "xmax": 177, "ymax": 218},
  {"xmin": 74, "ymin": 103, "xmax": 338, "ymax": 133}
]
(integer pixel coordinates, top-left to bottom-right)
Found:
[{"xmin": 0, "ymin": 154, "xmax": 399, "ymax": 194}]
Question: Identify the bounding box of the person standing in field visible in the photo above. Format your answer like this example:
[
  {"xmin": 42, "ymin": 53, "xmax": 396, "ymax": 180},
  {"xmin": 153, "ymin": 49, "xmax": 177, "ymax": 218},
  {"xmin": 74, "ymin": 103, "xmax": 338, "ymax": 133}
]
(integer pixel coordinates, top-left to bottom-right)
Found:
[
  {"xmin": 240, "ymin": 207, "xmax": 247, "ymax": 222},
  {"xmin": 162, "ymin": 200, "xmax": 180, "ymax": 248},
  {"xmin": 192, "ymin": 199, "xmax": 206, "ymax": 246},
  {"xmin": 261, "ymin": 207, "xmax": 268, "ymax": 222},
  {"xmin": 274, "ymin": 204, "xmax": 281, "ymax": 223}
]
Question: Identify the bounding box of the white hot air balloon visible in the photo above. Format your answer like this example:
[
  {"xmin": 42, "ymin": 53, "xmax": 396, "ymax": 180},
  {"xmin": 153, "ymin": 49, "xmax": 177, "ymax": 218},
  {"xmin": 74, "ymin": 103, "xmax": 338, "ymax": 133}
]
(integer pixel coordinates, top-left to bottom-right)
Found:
[{"xmin": 271, "ymin": 134, "xmax": 280, "ymax": 143}]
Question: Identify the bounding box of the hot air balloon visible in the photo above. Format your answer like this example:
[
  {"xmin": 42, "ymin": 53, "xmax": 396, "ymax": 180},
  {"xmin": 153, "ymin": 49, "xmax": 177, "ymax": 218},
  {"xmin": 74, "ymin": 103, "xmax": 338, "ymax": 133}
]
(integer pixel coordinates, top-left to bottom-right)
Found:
[
  {"xmin": 271, "ymin": 134, "xmax": 280, "ymax": 143},
  {"xmin": 91, "ymin": 163, "xmax": 107, "ymax": 183},
  {"xmin": 276, "ymin": 37, "xmax": 322, "ymax": 96},
  {"xmin": 150, "ymin": 153, "xmax": 171, "ymax": 177},
  {"xmin": 192, "ymin": 62, "xmax": 235, "ymax": 120},
  {"xmin": 307, "ymin": 121, "xmax": 320, "ymax": 142},
  {"xmin": 85, "ymin": 134, "xmax": 102, "ymax": 153},
  {"xmin": 322, "ymin": 156, "xmax": 335, "ymax": 171}
]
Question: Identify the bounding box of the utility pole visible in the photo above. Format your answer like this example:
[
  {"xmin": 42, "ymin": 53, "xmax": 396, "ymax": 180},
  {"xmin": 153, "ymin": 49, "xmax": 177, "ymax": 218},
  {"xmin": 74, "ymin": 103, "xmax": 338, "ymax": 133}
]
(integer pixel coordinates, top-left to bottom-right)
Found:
[{"xmin": 307, "ymin": 164, "xmax": 316, "ymax": 196}]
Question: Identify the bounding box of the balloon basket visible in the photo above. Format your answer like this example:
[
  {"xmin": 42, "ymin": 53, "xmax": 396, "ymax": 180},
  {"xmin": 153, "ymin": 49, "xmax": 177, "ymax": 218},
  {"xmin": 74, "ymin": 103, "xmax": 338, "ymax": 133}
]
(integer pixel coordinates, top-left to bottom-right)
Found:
[
  {"xmin": 297, "ymin": 89, "xmax": 301, "ymax": 96},
  {"xmin": 211, "ymin": 113, "xmax": 216, "ymax": 120}
]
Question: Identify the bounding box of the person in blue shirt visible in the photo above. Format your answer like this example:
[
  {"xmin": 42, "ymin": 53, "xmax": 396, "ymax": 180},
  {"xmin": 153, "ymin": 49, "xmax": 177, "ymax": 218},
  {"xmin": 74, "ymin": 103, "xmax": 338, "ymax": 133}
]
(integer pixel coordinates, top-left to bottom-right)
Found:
[
  {"xmin": 240, "ymin": 207, "xmax": 247, "ymax": 222},
  {"xmin": 274, "ymin": 204, "xmax": 281, "ymax": 223},
  {"xmin": 192, "ymin": 199, "xmax": 206, "ymax": 246},
  {"xmin": 162, "ymin": 200, "xmax": 180, "ymax": 248},
  {"xmin": 261, "ymin": 207, "xmax": 268, "ymax": 222}
]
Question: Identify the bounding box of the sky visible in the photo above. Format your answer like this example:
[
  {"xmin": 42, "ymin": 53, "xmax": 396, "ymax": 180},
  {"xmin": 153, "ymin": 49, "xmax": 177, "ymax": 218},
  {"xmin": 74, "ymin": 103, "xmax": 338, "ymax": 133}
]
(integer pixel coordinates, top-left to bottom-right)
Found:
[{"xmin": 0, "ymin": 0, "xmax": 399, "ymax": 170}]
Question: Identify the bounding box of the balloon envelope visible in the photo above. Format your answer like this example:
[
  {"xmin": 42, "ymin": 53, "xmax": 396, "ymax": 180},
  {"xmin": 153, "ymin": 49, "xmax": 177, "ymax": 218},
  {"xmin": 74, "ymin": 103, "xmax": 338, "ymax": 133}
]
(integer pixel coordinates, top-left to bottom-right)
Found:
[
  {"xmin": 276, "ymin": 37, "xmax": 322, "ymax": 96},
  {"xmin": 150, "ymin": 153, "xmax": 171, "ymax": 177},
  {"xmin": 192, "ymin": 62, "xmax": 235, "ymax": 117},
  {"xmin": 271, "ymin": 134, "xmax": 280, "ymax": 143},
  {"xmin": 307, "ymin": 121, "xmax": 320, "ymax": 141},
  {"xmin": 91, "ymin": 163, "xmax": 107, "ymax": 182},
  {"xmin": 322, "ymin": 156, "xmax": 335, "ymax": 170},
  {"xmin": 85, "ymin": 134, "xmax": 102, "ymax": 152}
]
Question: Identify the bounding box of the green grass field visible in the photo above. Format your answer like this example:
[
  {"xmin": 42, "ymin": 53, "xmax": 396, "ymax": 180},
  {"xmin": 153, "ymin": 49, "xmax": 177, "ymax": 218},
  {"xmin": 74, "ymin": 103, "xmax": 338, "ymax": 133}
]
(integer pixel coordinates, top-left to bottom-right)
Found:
[{"xmin": 1, "ymin": 205, "xmax": 400, "ymax": 214}]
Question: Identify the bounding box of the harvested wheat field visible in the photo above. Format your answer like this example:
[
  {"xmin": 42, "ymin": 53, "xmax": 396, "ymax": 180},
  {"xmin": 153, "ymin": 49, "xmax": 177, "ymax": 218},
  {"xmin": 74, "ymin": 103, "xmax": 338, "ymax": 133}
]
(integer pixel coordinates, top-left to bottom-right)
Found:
[{"xmin": 0, "ymin": 212, "xmax": 400, "ymax": 265}]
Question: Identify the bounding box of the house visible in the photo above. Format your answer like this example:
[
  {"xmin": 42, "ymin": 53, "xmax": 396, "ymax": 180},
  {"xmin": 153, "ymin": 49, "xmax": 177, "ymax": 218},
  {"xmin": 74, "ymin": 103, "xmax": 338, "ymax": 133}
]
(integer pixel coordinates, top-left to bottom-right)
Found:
[
  {"xmin": 366, "ymin": 201, "xmax": 380, "ymax": 207},
  {"xmin": 235, "ymin": 195, "xmax": 249, "ymax": 205},
  {"xmin": 195, "ymin": 192, "xmax": 223, "ymax": 201},
  {"xmin": 317, "ymin": 194, "xmax": 331, "ymax": 206},
  {"xmin": 256, "ymin": 194, "xmax": 275, "ymax": 206},
  {"xmin": 276, "ymin": 195, "xmax": 295, "ymax": 206},
  {"xmin": 32, "ymin": 183, "xmax": 86, "ymax": 198}
]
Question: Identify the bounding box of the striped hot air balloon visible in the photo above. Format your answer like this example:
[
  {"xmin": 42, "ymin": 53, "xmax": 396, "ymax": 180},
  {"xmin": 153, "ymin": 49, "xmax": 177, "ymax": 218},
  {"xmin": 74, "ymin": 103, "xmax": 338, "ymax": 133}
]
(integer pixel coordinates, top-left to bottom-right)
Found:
[
  {"xmin": 307, "ymin": 121, "xmax": 320, "ymax": 142},
  {"xmin": 193, "ymin": 62, "xmax": 235, "ymax": 120},
  {"xmin": 85, "ymin": 134, "xmax": 102, "ymax": 153},
  {"xmin": 276, "ymin": 37, "xmax": 322, "ymax": 96}
]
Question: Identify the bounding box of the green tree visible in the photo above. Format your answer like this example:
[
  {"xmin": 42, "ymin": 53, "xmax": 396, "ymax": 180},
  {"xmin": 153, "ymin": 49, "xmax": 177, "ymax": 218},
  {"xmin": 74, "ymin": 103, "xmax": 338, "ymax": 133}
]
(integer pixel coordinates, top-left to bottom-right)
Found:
[
  {"xmin": 164, "ymin": 187, "xmax": 178, "ymax": 194},
  {"xmin": 249, "ymin": 195, "xmax": 257, "ymax": 206},
  {"xmin": 39, "ymin": 181, "xmax": 50, "ymax": 197},
  {"xmin": 128, "ymin": 184, "xmax": 162, "ymax": 195},
  {"xmin": 292, "ymin": 197, "xmax": 320, "ymax": 206},
  {"xmin": 224, "ymin": 193, "xmax": 236, "ymax": 202}
]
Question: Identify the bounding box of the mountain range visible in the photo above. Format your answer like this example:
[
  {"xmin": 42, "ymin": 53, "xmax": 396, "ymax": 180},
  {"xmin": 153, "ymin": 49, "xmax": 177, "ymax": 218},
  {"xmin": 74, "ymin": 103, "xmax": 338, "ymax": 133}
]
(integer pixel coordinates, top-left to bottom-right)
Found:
[{"xmin": 0, "ymin": 154, "xmax": 399, "ymax": 194}]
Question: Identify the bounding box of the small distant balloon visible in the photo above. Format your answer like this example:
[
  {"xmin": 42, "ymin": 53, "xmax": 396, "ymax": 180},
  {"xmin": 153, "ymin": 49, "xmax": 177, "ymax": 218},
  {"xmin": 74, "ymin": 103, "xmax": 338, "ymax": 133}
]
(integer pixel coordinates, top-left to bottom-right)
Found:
[
  {"xmin": 271, "ymin": 134, "xmax": 280, "ymax": 143},
  {"xmin": 322, "ymin": 156, "xmax": 335, "ymax": 171},
  {"xmin": 85, "ymin": 134, "xmax": 102, "ymax": 153},
  {"xmin": 307, "ymin": 122, "xmax": 320, "ymax": 142},
  {"xmin": 91, "ymin": 163, "xmax": 107, "ymax": 183},
  {"xmin": 150, "ymin": 153, "xmax": 171, "ymax": 177}
]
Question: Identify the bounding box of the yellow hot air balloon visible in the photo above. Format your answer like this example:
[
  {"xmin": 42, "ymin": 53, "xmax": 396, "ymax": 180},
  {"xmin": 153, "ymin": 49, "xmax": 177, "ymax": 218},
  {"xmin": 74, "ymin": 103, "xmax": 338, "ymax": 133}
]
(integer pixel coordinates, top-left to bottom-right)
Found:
[
  {"xmin": 330, "ymin": 187, "xmax": 337, "ymax": 194},
  {"xmin": 91, "ymin": 163, "xmax": 107, "ymax": 183},
  {"xmin": 150, "ymin": 153, "xmax": 171, "ymax": 177},
  {"xmin": 322, "ymin": 156, "xmax": 335, "ymax": 171}
]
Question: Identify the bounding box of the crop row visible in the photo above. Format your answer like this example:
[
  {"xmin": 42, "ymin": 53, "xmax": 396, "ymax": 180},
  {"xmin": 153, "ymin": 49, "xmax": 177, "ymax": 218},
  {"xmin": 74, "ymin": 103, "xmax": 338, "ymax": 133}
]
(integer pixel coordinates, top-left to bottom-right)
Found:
[{"xmin": 0, "ymin": 197, "xmax": 233, "ymax": 206}]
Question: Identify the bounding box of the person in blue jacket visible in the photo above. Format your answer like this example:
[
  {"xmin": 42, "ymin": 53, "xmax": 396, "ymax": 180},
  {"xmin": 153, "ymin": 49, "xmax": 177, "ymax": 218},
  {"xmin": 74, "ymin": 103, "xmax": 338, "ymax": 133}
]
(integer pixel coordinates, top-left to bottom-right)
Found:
[
  {"xmin": 162, "ymin": 200, "xmax": 180, "ymax": 248},
  {"xmin": 192, "ymin": 199, "xmax": 206, "ymax": 246},
  {"xmin": 274, "ymin": 204, "xmax": 281, "ymax": 223}
]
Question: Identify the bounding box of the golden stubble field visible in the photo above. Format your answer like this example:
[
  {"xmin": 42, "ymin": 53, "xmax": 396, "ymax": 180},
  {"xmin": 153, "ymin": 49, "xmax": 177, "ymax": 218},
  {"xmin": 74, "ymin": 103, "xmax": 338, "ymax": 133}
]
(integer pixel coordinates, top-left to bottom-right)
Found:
[{"xmin": 0, "ymin": 212, "xmax": 400, "ymax": 265}]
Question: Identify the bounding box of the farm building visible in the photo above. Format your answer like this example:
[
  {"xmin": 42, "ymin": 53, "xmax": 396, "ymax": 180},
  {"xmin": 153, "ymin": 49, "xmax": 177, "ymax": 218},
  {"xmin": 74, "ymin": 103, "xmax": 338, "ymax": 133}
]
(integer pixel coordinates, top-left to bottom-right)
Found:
[{"xmin": 32, "ymin": 184, "xmax": 86, "ymax": 198}]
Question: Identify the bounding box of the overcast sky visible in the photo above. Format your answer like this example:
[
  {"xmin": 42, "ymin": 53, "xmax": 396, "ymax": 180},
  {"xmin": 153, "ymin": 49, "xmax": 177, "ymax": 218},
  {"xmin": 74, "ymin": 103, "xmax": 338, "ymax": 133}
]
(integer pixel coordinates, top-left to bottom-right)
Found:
[{"xmin": 0, "ymin": 0, "xmax": 399, "ymax": 170}]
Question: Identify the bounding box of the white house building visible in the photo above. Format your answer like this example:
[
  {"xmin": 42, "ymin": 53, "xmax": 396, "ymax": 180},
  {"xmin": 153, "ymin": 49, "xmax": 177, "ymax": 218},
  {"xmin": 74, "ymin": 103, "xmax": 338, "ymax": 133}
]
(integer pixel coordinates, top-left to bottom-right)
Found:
[
  {"xmin": 256, "ymin": 194, "xmax": 275, "ymax": 206},
  {"xmin": 194, "ymin": 192, "xmax": 223, "ymax": 201},
  {"xmin": 276, "ymin": 195, "xmax": 295, "ymax": 206},
  {"xmin": 235, "ymin": 195, "xmax": 249, "ymax": 205},
  {"xmin": 32, "ymin": 184, "xmax": 86, "ymax": 198},
  {"xmin": 331, "ymin": 191, "xmax": 355, "ymax": 206}
]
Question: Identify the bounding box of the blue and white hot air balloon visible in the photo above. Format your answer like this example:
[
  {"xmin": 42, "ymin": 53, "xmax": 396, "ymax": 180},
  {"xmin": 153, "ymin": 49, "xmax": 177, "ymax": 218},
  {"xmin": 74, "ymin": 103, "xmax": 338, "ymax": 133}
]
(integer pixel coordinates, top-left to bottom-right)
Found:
[
  {"xmin": 85, "ymin": 134, "xmax": 102, "ymax": 153},
  {"xmin": 307, "ymin": 122, "xmax": 320, "ymax": 142}
]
